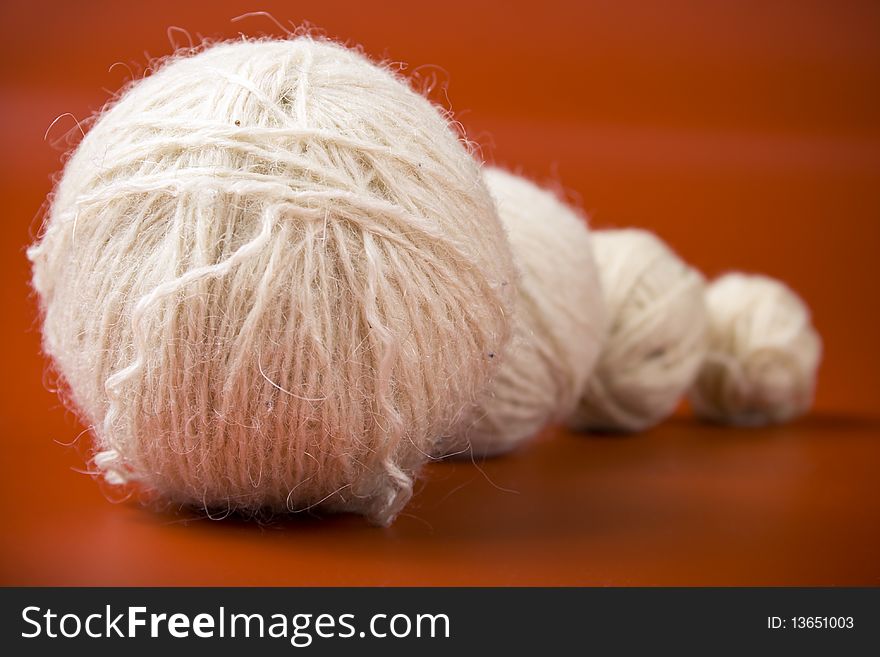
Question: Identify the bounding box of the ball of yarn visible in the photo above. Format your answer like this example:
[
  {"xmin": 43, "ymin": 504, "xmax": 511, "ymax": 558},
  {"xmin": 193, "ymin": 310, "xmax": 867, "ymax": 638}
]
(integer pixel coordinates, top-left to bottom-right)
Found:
[
  {"xmin": 689, "ymin": 273, "xmax": 821, "ymax": 426},
  {"xmin": 569, "ymin": 229, "xmax": 708, "ymax": 432},
  {"xmin": 27, "ymin": 38, "xmax": 515, "ymax": 525},
  {"xmin": 439, "ymin": 168, "xmax": 606, "ymax": 457}
]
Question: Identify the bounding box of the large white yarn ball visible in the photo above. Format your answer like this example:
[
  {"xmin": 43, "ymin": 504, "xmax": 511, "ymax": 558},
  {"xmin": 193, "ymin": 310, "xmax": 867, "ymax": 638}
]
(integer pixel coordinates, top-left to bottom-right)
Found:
[
  {"xmin": 689, "ymin": 273, "xmax": 821, "ymax": 426},
  {"xmin": 569, "ymin": 229, "xmax": 708, "ymax": 432},
  {"xmin": 28, "ymin": 38, "xmax": 515, "ymax": 525},
  {"xmin": 440, "ymin": 168, "xmax": 606, "ymax": 457}
]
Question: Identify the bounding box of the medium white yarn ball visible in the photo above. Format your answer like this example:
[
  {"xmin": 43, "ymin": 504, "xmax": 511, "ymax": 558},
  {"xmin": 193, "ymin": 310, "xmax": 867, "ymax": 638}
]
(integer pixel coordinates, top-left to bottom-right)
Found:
[
  {"xmin": 569, "ymin": 229, "xmax": 708, "ymax": 432},
  {"xmin": 689, "ymin": 273, "xmax": 821, "ymax": 426},
  {"xmin": 439, "ymin": 168, "xmax": 606, "ymax": 457},
  {"xmin": 28, "ymin": 38, "xmax": 515, "ymax": 525}
]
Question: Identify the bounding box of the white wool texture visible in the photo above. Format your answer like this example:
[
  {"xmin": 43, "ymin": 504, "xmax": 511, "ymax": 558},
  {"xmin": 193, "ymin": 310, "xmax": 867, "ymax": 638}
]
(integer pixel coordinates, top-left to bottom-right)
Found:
[
  {"xmin": 28, "ymin": 38, "xmax": 515, "ymax": 525},
  {"xmin": 569, "ymin": 229, "xmax": 708, "ymax": 432},
  {"xmin": 440, "ymin": 168, "xmax": 606, "ymax": 457},
  {"xmin": 689, "ymin": 273, "xmax": 821, "ymax": 426}
]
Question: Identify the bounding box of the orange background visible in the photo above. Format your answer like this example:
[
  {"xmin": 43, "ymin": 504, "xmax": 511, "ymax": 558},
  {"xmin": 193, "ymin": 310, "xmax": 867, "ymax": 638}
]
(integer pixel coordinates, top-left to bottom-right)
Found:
[{"xmin": 1, "ymin": 0, "xmax": 878, "ymax": 585}]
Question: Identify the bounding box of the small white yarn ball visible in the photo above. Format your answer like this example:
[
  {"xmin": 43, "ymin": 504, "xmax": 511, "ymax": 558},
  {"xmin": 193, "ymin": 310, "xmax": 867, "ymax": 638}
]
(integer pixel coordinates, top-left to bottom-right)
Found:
[
  {"xmin": 440, "ymin": 168, "xmax": 606, "ymax": 457},
  {"xmin": 689, "ymin": 273, "xmax": 821, "ymax": 426},
  {"xmin": 569, "ymin": 228, "xmax": 708, "ymax": 432},
  {"xmin": 28, "ymin": 38, "xmax": 515, "ymax": 525}
]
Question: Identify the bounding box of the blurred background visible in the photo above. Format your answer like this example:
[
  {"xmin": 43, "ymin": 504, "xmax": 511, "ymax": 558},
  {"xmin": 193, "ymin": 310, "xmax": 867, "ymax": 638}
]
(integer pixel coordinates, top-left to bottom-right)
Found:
[{"xmin": 1, "ymin": 0, "xmax": 878, "ymax": 585}]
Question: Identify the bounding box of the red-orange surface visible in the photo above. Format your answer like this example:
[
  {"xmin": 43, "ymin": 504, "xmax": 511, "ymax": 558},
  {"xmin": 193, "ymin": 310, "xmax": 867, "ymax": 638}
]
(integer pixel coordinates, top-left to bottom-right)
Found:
[{"xmin": 1, "ymin": 0, "xmax": 878, "ymax": 586}]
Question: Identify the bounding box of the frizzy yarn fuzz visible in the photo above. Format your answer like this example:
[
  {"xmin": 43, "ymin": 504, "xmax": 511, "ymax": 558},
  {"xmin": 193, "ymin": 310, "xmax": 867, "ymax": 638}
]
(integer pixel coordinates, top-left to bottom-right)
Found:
[
  {"xmin": 438, "ymin": 168, "xmax": 607, "ymax": 458},
  {"xmin": 28, "ymin": 38, "xmax": 516, "ymax": 526},
  {"xmin": 689, "ymin": 273, "xmax": 821, "ymax": 426},
  {"xmin": 569, "ymin": 228, "xmax": 708, "ymax": 433}
]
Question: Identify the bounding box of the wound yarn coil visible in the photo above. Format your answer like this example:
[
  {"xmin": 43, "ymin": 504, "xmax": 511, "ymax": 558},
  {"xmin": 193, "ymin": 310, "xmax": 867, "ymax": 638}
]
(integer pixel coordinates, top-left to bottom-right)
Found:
[
  {"xmin": 569, "ymin": 228, "xmax": 708, "ymax": 433},
  {"xmin": 689, "ymin": 273, "xmax": 821, "ymax": 426},
  {"xmin": 440, "ymin": 168, "xmax": 606, "ymax": 457},
  {"xmin": 28, "ymin": 38, "xmax": 516, "ymax": 525}
]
